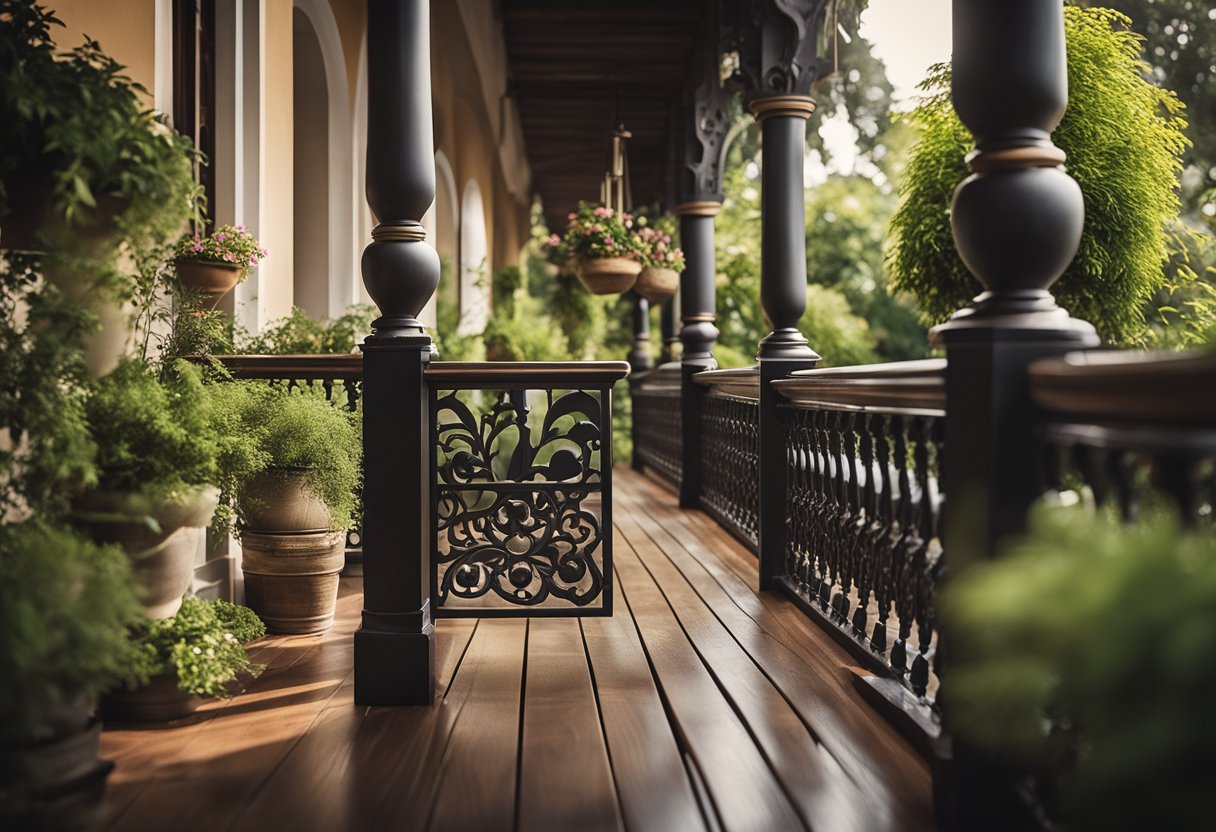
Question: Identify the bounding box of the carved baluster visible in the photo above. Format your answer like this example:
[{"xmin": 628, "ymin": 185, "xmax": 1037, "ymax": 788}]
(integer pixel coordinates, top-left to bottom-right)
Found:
[
  {"xmin": 909, "ymin": 416, "xmax": 934, "ymax": 698},
  {"xmin": 852, "ymin": 413, "xmax": 876, "ymax": 638},
  {"xmin": 627, "ymin": 294, "xmax": 653, "ymax": 374},
  {"xmin": 871, "ymin": 415, "xmax": 894, "ymax": 656},
  {"xmin": 322, "ymin": 378, "xmax": 334, "ymax": 402},
  {"xmin": 889, "ymin": 416, "xmax": 914, "ymax": 676},
  {"xmin": 354, "ymin": 0, "xmax": 441, "ymax": 706},
  {"xmin": 343, "ymin": 377, "xmax": 360, "ymax": 413}
]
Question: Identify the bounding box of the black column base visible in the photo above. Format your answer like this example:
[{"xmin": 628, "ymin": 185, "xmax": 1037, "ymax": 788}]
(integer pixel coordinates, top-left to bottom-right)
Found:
[{"xmin": 353, "ymin": 623, "xmax": 435, "ymax": 706}]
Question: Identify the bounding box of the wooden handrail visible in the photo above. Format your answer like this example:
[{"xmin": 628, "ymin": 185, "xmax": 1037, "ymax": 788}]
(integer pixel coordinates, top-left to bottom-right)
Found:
[
  {"xmin": 424, "ymin": 360, "xmax": 630, "ymax": 386},
  {"xmin": 692, "ymin": 366, "xmax": 761, "ymax": 399},
  {"xmin": 772, "ymin": 358, "xmax": 946, "ymax": 414},
  {"xmin": 632, "ymin": 363, "xmax": 682, "ymax": 390},
  {"xmin": 1029, "ymin": 350, "xmax": 1216, "ymax": 427},
  {"xmin": 212, "ymin": 353, "xmax": 363, "ymax": 379}
]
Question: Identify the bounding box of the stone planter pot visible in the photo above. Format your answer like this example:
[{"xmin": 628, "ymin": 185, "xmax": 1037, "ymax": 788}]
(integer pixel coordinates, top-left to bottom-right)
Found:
[
  {"xmin": 634, "ymin": 266, "xmax": 679, "ymax": 302},
  {"xmin": 0, "ymin": 697, "xmax": 112, "ymax": 830},
  {"xmin": 101, "ymin": 673, "xmax": 202, "ymax": 723},
  {"xmin": 74, "ymin": 486, "xmax": 220, "ymax": 619},
  {"xmin": 240, "ymin": 467, "xmax": 331, "ymax": 533},
  {"xmin": 241, "ymin": 530, "xmax": 345, "ymax": 634},
  {"xmin": 175, "ymin": 259, "xmax": 244, "ymax": 310},
  {"xmin": 576, "ymin": 256, "xmax": 640, "ymax": 295}
]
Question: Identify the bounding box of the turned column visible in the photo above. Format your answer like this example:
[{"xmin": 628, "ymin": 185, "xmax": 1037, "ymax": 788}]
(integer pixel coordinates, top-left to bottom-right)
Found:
[
  {"xmin": 354, "ymin": 0, "xmax": 440, "ymax": 707},
  {"xmin": 627, "ymin": 293, "xmax": 653, "ymax": 373},
  {"xmin": 935, "ymin": 1, "xmax": 1098, "ymax": 827},
  {"xmin": 677, "ymin": 199, "xmax": 721, "ymax": 507},
  {"xmin": 660, "ymin": 294, "xmax": 680, "ymax": 364}
]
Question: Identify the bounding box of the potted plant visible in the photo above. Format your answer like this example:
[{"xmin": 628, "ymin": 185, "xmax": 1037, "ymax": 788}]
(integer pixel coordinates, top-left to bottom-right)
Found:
[
  {"xmin": 633, "ymin": 220, "xmax": 684, "ymax": 302},
  {"xmin": 73, "ymin": 360, "xmax": 222, "ymax": 619},
  {"xmin": 0, "ymin": 521, "xmax": 143, "ymax": 828},
  {"xmin": 0, "ymin": 3, "xmax": 199, "ymax": 375},
  {"xmin": 211, "ymin": 383, "xmax": 361, "ymax": 634},
  {"xmin": 173, "ymin": 225, "xmax": 267, "ymax": 310},
  {"xmin": 104, "ymin": 597, "xmax": 265, "ymax": 723},
  {"xmin": 562, "ymin": 201, "xmax": 642, "ymax": 295},
  {"xmin": 888, "ymin": 7, "xmax": 1190, "ymax": 345}
]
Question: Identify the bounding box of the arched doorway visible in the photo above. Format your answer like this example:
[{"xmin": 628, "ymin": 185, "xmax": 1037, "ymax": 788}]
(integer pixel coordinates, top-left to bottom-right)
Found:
[{"xmin": 459, "ymin": 179, "xmax": 489, "ymax": 335}]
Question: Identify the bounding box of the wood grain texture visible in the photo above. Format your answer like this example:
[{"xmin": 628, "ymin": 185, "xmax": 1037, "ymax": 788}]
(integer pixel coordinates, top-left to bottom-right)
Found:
[{"xmin": 98, "ymin": 470, "xmax": 933, "ymax": 832}]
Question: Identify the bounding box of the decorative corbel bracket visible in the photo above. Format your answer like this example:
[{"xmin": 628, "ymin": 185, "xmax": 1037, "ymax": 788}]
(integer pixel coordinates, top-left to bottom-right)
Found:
[{"xmin": 733, "ymin": 0, "xmax": 832, "ymax": 100}]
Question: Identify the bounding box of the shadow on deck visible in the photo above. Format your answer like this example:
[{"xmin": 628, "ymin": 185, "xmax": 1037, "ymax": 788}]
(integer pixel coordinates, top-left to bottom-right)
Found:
[{"xmin": 100, "ymin": 467, "xmax": 933, "ymax": 832}]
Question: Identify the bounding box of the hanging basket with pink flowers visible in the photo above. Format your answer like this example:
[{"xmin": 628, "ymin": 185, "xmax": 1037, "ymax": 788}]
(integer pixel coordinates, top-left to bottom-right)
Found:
[
  {"xmin": 173, "ymin": 225, "xmax": 267, "ymax": 310},
  {"xmin": 562, "ymin": 202, "xmax": 642, "ymax": 295},
  {"xmin": 632, "ymin": 222, "xmax": 685, "ymax": 302}
]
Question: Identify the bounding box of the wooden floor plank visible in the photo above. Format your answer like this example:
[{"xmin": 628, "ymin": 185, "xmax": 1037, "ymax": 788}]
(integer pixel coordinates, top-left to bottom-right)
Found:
[
  {"xmin": 582, "ymin": 610, "xmax": 707, "ymax": 832},
  {"xmin": 613, "ymin": 528, "xmax": 806, "ymax": 832},
  {"xmin": 517, "ymin": 618, "xmax": 623, "ymax": 832},
  {"xmin": 616, "ymin": 510, "xmax": 870, "ymax": 832},
  {"xmin": 618, "ymin": 471, "xmax": 934, "ymax": 830},
  {"xmin": 426, "ymin": 619, "xmax": 527, "ymax": 832},
  {"xmin": 229, "ymin": 618, "xmax": 477, "ymax": 832}
]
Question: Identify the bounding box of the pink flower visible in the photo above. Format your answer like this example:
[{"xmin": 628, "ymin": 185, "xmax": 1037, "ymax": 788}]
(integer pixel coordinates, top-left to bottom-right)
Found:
[
  {"xmin": 663, "ymin": 235, "xmax": 671, "ymax": 244},
  {"xmin": 624, "ymin": 219, "xmax": 633, "ymax": 229},
  {"xmin": 191, "ymin": 242, "xmax": 203, "ymax": 252},
  {"xmin": 567, "ymin": 212, "xmax": 576, "ymax": 220},
  {"xmin": 594, "ymin": 206, "xmax": 608, "ymax": 217},
  {"xmin": 548, "ymin": 234, "xmax": 560, "ymax": 247}
]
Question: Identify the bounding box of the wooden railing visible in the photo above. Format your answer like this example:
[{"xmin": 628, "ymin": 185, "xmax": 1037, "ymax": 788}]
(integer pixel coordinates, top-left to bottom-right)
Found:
[
  {"xmin": 630, "ymin": 365, "xmax": 683, "ymax": 488},
  {"xmin": 694, "ymin": 367, "xmax": 760, "ymax": 550}
]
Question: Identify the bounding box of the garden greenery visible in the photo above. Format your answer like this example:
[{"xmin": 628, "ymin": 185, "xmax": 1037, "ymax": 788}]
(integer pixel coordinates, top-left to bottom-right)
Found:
[
  {"xmin": 0, "ymin": 521, "xmax": 143, "ymax": 738},
  {"xmin": 561, "ymin": 202, "xmax": 641, "ymax": 260},
  {"xmin": 208, "ymin": 383, "xmax": 362, "ymax": 532},
  {"xmin": 239, "ymin": 304, "xmax": 377, "ymax": 355},
  {"xmin": 126, "ymin": 597, "xmax": 264, "ymax": 699},
  {"xmin": 888, "ymin": 7, "xmax": 1190, "ymax": 344},
  {"xmin": 942, "ymin": 502, "xmax": 1216, "ymax": 830}
]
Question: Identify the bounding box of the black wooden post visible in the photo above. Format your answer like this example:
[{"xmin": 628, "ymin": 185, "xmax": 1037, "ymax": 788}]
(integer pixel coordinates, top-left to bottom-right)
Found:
[
  {"xmin": 677, "ymin": 200, "xmax": 720, "ymax": 508},
  {"xmin": 659, "ymin": 295, "xmax": 680, "ymax": 365},
  {"xmin": 354, "ymin": 0, "xmax": 440, "ymax": 707},
  {"xmin": 627, "ymin": 293, "xmax": 653, "ymax": 373},
  {"xmin": 739, "ymin": 0, "xmax": 830, "ymax": 589},
  {"xmin": 935, "ymin": 1, "xmax": 1098, "ymax": 826}
]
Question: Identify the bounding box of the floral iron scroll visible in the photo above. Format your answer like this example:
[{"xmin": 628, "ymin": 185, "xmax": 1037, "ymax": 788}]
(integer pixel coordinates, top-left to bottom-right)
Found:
[{"xmin": 431, "ymin": 387, "xmax": 610, "ymax": 615}]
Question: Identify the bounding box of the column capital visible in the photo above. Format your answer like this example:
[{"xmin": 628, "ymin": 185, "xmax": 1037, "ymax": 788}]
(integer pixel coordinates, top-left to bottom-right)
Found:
[{"xmin": 749, "ymin": 94, "xmax": 816, "ymax": 123}]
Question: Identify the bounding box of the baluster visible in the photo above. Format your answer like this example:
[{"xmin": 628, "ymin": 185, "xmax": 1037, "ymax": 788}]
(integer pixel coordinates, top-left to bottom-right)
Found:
[
  {"xmin": 322, "ymin": 378, "xmax": 334, "ymax": 402},
  {"xmin": 852, "ymin": 413, "xmax": 876, "ymax": 638},
  {"xmin": 871, "ymin": 414, "xmax": 894, "ymax": 656},
  {"xmin": 344, "ymin": 377, "xmax": 360, "ymax": 413},
  {"xmin": 830, "ymin": 413, "xmax": 850, "ymax": 623},
  {"xmin": 909, "ymin": 416, "xmax": 934, "ymax": 698},
  {"xmin": 889, "ymin": 416, "xmax": 913, "ymax": 676}
]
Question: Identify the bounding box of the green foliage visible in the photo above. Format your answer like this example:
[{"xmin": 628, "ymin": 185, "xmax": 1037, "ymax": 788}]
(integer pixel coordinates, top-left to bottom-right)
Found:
[
  {"xmin": 208, "ymin": 383, "xmax": 361, "ymax": 531},
  {"xmin": 561, "ymin": 202, "xmax": 641, "ymax": 260},
  {"xmin": 943, "ymin": 502, "xmax": 1216, "ymax": 830},
  {"xmin": 239, "ymin": 304, "xmax": 377, "ymax": 355},
  {"xmin": 212, "ymin": 598, "xmax": 266, "ymax": 644},
  {"xmin": 127, "ymin": 597, "xmax": 263, "ymax": 699},
  {"xmin": 0, "ymin": 521, "xmax": 143, "ymax": 738},
  {"xmin": 799, "ymin": 285, "xmax": 878, "ymax": 367},
  {"xmin": 491, "ymin": 265, "xmax": 522, "ymax": 319},
  {"xmin": 85, "ymin": 359, "xmax": 218, "ymax": 495},
  {"xmin": 0, "ymin": 1, "xmax": 199, "ymax": 252},
  {"xmin": 889, "ymin": 7, "xmax": 1191, "ymax": 345},
  {"xmin": 432, "ymin": 256, "xmax": 484, "ymax": 361},
  {"xmin": 0, "ymin": 262, "xmax": 97, "ymax": 520},
  {"xmin": 174, "ymin": 224, "xmax": 266, "ymax": 272}
]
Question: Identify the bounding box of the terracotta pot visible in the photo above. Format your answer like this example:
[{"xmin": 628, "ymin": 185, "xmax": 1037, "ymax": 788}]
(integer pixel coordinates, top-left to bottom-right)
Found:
[
  {"xmin": 634, "ymin": 266, "xmax": 679, "ymax": 302},
  {"xmin": 576, "ymin": 256, "xmax": 641, "ymax": 295},
  {"xmin": 101, "ymin": 673, "xmax": 202, "ymax": 723},
  {"xmin": 240, "ymin": 468, "xmax": 331, "ymax": 533},
  {"xmin": 0, "ymin": 698, "xmax": 111, "ymax": 830},
  {"xmin": 175, "ymin": 259, "xmax": 244, "ymax": 309},
  {"xmin": 241, "ymin": 530, "xmax": 345, "ymax": 634},
  {"xmin": 74, "ymin": 486, "xmax": 220, "ymax": 619}
]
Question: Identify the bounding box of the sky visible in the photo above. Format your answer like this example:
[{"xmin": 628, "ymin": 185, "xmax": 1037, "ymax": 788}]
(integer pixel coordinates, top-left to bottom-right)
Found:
[{"xmin": 810, "ymin": 0, "xmax": 952, "ymax": 183}]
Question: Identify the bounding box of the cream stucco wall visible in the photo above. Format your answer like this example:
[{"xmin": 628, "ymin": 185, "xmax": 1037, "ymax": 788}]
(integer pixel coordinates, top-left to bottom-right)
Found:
[
  {"xmin": 260, "ymin": 0, "xmax": 295, "ymax": 322},
  {"xmin": 49, "ymin": 0, "xmax": 158, "ymax": 102}
]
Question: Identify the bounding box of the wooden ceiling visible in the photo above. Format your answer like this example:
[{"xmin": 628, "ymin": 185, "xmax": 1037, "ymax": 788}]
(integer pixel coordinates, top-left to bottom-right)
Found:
[{"xmin": 499, "ymin": 0, "xmax": 705, "ymax": 230}]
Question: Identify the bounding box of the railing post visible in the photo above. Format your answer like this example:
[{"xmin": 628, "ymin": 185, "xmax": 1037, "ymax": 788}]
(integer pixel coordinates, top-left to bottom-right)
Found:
[
  {"xmin": 738, "ymin": 0, "xmax": 829, "ymax": 589},
  {"xmin": 660, "ymin": 294, "xmax": 680, "ymax": 365},
  {"xmin": 676, "ymin": 201, "xmax": 720, "ymax": 508},
  {"xmin": 628, "ymin": 292, "xmax": 652, "ymax": 473},
  {"xmin": 935, "ymin": 1, "xmax": 1099, "ymax": 825},
  {"xmin": 354, "ymin": 0, "xmax": 440, "ymax": 707}
]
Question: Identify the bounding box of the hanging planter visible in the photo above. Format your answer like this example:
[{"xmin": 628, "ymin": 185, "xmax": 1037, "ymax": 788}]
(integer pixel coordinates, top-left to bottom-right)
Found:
[
  {"xmin": 632, "ymin": 222, "xmax": 685, "ymax": 303},
  {"xmin": 172, "ymin": 225, "xmax": 266, "ymax": 310},
  {"xmin": 562, "ymin": 202, "xmax": 642, "ymax": 296}
]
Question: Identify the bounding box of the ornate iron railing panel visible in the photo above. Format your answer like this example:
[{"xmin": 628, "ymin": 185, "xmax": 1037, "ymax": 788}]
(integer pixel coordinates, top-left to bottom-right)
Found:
[
  {"xmin": 428, "ymin": 363, "xmax": 626, "ymax": 617},
  {"xmin": 781, "ymin": 406, "xmax": 944, "ymax": 706},
  {"xmin": 700, "ymin": 390, "xmax": 760, "ymax": 551},
  {"xmin": 632, "ymin": 382, "xmax": 683, "ymax": 487}
]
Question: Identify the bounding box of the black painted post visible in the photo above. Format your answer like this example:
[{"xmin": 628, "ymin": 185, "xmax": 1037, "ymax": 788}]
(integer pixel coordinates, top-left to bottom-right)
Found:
[
  {"xmin": 935, "ymin": 1, "xmax": 1098, "ymax": 826},
  {"xmin": 354, "ymin": 0, "xmax": 440, "ymax": 707},
  {"xmin": 751, "ymin": 94, "xmax": 821, "ymax": 589},
  {"xmin": 677, "ymin": 200, "xmax": 720, "ymax": 508},
  {"xmin": 627, "ymin": 293, "xmax": 653, "ymax": 374},
  {"xmin": 660, "ymin": 295, "xmax": 680, "ymax": 365}
]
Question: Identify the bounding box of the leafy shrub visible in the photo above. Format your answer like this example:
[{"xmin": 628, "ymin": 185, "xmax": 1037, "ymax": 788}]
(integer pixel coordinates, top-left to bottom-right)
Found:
[
  {"xmin": 84, "ymin": 359, "xmax": 218, "ymax": 495},
  {"xmin": 239, "ymin": 304, "xmax": 377, "ymax": 355},
  {"xmin": 942, "ymin": 503, "xmax": 1216, "ymax": 830},
  {"xmin": 127, "ymin": 597, "xmax": 263, "ymax": 698},
  {"xmin": 888, "ymin": 7, "xmax": 1190, "ymax": 344},
  {"xmin": 209, "ymin": 383, "xmax": 361, "ymax": 531},
  {"xmin": 212, "ymin": 598, "xmax": 266, "ymax": 644},
  {"xmin": 0, "ymin": 521, "xmax": 143, "ymax": 739},
  {"xmin": 799, "ymin": 285, "xmax": 878, "ymax": 368}
]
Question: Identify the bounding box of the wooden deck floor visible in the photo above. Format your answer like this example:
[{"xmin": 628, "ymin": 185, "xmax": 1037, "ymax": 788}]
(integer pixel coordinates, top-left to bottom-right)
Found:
[{"xmin": 99, "ymin": 467, "xmax": 933, "ymax": 832}]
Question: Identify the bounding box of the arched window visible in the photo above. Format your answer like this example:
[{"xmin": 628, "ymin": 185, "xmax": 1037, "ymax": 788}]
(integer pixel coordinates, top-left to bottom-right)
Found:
[
  {"xmin": 459, "ymin": 179, "xmax": 489, "ymax": 335},
  {"xmin": 292, "ymin": 0, "xmax": 353, "ymax": 320}
]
